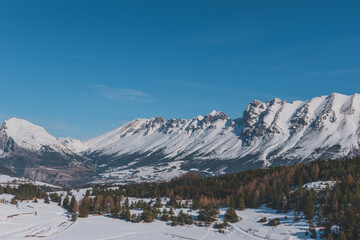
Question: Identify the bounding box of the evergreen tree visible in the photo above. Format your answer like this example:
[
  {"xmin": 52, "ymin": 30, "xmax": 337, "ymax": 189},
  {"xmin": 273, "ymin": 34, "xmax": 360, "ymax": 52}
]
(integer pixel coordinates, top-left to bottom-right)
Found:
[
  {"xmin": 111, "ymin": 206, "xmax": 120, "ymax": 218},
  {"xmin": 169, "ymin": 207, "xmax": 175, "ymax": 216},
  {"xmin": 154, "ymin": 196, "xmax": 162, "ymax": 208},
  {"xmin": 237, "ymin": 198, "xmax": 245, "ymax": 211},
  {"xmin": 171, "ymin": 216, "xmax": 178, "ymax": 226},
  {"xmin": 63, "ymin": 196, "xmax": 70, "ymax": 209},
  {"xmin": 192, "ymin": 200, "xmax": 201, "ymax": 210},
  {"xmin": 68, "ymin": 196, "xmax": 78, "ymax": 214},
  {"xmin": 223, "ymin": 218, "xmax": 228, "ymax": 227},
  {"xmin": 160, "ymin": 208, "xmax": 170, "ymax": 221},
  {"xmin": 124, "ymin": 197, "xmax": 129, "ymax": 208},
  {"xmin": 197, "ymin": 204, "xmax": 219, "ymax": 223},
  {"xmin": 141, "ymin": 209, "xmax": 154, "ymax": 222},
  {"xmin": 79, "ymin": 196, "xmax": 90, "ymax": 218},
  {"xmin": 308, "ymin": 219, "xmax": 317, "ymax": 239},
  {"xmin": 224, "ymin": 208, "xmax": 239, "ymax": 223},
  {"xmin": 339, "ymin": 231, "xmax": 346, "ymax": 240},
  {"xmin": 10, "ymin": 197, "xmax": 17, "ymax": 205},
  {"xmin": 44, "ymin": 194, "xmax": 50, "ymax": 204},
  {"xmin": 126, "ymin": 207, "xmax": 131, "ymax": 221},
  {"xmin": 71, "ymin": 212, "xmax": 77, "ymax": 222}
]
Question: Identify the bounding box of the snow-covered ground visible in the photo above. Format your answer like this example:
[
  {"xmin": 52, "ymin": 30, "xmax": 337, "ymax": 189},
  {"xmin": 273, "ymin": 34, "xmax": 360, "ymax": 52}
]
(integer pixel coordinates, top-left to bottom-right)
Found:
[
  {"xmin": 0, "ymin": 195, "xmax": 72, "ymax": 239},
  {"xmin": 303, "ymin": 180, "xmax": 336, "ymax": 191},
  {"xmin": 0, "ymin": 175, "xmax": 61, "ymax": 189},
  {"xmin": 95, "ymin": 161, "xmax": 186, "ymax": 184},
  {"xmin": 52, "ymin": 188, "xmax": 92, "ymax": 202},
  {"xmin": 0, "ymin": 193, "xmax": 312, "ymax": 240}
]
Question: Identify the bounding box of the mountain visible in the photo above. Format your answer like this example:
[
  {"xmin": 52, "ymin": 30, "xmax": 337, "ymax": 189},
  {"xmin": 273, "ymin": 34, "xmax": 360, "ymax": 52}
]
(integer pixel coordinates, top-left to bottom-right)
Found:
[
  {"xmin": 73, "ymin": 92, "xmax": 360, "ymax": 184},
  {"xmin": 0, "ymin": 118, "xmax": 95, "ymax": 185},
  {"xmin": 1, "ymin": 93, "xmax": 360, "ymax": 185}
]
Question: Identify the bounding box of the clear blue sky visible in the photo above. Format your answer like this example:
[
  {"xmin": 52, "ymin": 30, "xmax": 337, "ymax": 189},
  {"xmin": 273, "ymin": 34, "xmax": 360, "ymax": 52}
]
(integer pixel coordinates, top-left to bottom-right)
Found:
[{"xmin": 0, "ymin": 0, "xmax": 359, "ymax": 139}]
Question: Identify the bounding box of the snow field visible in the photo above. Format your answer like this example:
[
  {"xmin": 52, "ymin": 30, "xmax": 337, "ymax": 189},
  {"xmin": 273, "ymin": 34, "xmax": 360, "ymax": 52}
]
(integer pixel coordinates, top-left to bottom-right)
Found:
[{"xmin": 0, "ymin": 193, "xmax": 312, "ymax": 239}]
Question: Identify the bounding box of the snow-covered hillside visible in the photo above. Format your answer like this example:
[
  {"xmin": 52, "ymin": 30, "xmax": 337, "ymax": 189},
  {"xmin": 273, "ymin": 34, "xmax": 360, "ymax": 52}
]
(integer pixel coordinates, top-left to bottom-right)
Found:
[
  {"xmin": 0, "ymin": 193, "xmax": 311, "ymax": 240},
  {"xmin": 1, "ymin": 93, "xmax": 360, "ymax": 185},
  {"xmin": 0, "ymin": 174, "xmax": 61, "ymax": 189}
]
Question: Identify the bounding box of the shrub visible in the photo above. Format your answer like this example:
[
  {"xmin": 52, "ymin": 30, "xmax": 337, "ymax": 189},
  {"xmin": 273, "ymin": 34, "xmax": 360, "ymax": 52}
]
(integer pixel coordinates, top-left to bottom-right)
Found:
[
  {"xmin": 267, "ymin": 218, "xmax": 281, "ymax": 226},
  {"xmin": 259, "ymin": 217, "xmax": 267, "ymax": 223}
]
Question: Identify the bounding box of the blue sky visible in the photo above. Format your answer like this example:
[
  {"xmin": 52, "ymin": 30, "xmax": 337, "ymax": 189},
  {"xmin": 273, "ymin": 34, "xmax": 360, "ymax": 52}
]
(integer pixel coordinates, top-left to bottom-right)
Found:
[{"xmin": 0, "ymin": 0, "xmax": 359, "ymax": 139}]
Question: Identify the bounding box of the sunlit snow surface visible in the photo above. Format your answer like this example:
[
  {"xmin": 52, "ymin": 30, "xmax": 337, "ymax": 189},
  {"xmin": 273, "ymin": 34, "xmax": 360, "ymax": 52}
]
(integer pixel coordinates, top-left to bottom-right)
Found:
[{"xmin": 0, "ymin": 193, "xmax": 313, "ymax": 240}]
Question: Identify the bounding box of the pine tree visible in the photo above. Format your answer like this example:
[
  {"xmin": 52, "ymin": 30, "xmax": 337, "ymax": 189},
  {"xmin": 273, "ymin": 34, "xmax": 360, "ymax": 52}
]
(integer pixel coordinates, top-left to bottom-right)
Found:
[
  {"xmin": 63, "ymin": 196, "xmax": 70, "ymax": 209},
  {"xmin": 79, "ymin": 196, "xmax": 90, "ymax": 218},
  {"xmin": 126, "ymin": 207, "xmax": 131, "ymax": 221},
  {"xmin": 192, "ymin": 200, "xmax": 201, "ymax": 210},
  {"xmin": 161, "ymin": 208, "xmax": 170, "ymax": 221},
  {"xmin": 131, "ymin": 213, "xmax": 137, "ymax": 222},
  {"xmin": 171, "ymin": 216, "xmax": 178, "ymax": 226},
  {"xmin": 339, "ymin": 231, "xmax": 346, "ymax": 240},
  {"xmin": 44, "ymin": 194, "xmax": 50, "ymax": 204},
  {"xmin": 10, "ymin": 197, "xmax": 17, "ymax": 205},
  {"xmin": 154, "ymin": 196, "xmax": 162, "ymax": 208},
  {"xmin": 141, "ymin": 209, "xmax": 155, "ymax": 223},
  {"xmin": 71, "ymin": 212, "xmax": 77, "ymax": 222},
  {"xmin": 169, "ymin": 207, "xmax": 174, "ymax": 216},
  {"xmin": 238, "ymin": 197, "xmax": 245, "ymax": 210},
  {"xmin": 223, "ymin": 218, "xmax": 228, "ymax": 227},
  {"xmin": 224, "ymin": 208, "xmax": 239, "ymax": 223},
  {"xmin": 68, "ymin": 196, "xmax": 78, "ymax": 214},
  {"xmin": 309, "ymin": 219, "xmax": 317, "ymax": 239},
  {"xmin": 124, "ymin": 197, "xmax": 129, "ymax": 208}
]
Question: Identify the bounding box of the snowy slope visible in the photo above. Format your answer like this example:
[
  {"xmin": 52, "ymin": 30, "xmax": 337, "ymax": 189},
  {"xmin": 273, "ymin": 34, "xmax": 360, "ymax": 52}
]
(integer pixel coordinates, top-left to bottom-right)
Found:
[
  {"xmin": 0, "ymin": 194, "xmax": 311, "ymax": 240},
  {"xmin": 0, "ymin": 195, "xmax": 72, "ymax": 239},
  {"xmin": 58, "ymin": 137, "xmax": 88, "ymax": 153}
]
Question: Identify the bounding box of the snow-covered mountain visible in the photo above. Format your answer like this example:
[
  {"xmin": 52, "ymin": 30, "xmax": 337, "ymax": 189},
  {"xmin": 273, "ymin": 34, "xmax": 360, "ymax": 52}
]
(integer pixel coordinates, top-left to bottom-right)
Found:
[
  {"xmin": 1, "ymin": 93, "xmax": 360, "ymax": 185},
  {"xmin": 0, "ymin": 118, "xmax": 71, "ymax": 153},
  {"xmin": 0, "ymin": 118, "xmax": 95, "ymax": 185},
  {"xmin": 78, "ymin": 93, "xmax": 360, "ymax": 183}
]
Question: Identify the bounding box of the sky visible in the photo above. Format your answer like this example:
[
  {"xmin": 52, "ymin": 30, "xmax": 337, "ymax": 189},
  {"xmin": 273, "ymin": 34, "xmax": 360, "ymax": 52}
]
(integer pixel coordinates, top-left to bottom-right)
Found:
[{"xmin": 0, "ymin": 0, "xmax": 359, "ymax": 139}]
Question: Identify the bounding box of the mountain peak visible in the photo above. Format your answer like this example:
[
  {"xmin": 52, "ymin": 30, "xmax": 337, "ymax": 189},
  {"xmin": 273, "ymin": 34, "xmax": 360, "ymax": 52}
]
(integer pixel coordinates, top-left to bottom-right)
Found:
[
  {"xmin": 1, "ymin": 118, "xmax": 66, "ymax": 152},
  {"xmin": 208, "ymin": 110, "xmax": 219, "ymax": 116},
  {"xmin": 204, "ymin": 110, "xmax": 229, "ymax": 122}
]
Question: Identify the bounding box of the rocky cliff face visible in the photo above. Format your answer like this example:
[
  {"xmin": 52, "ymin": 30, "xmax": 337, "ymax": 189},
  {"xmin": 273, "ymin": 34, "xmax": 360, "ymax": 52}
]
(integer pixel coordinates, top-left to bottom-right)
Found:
[{"xmin": 1, "ymin": 93, "xmax": 360, "ymax": 185}]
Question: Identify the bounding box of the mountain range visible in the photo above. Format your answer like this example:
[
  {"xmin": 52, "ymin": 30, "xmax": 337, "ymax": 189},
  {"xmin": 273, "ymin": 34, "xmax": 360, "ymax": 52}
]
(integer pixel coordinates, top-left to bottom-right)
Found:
[{"xmin": 1, "ymin": 93, "xmax": 359, "ymax": 186}]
